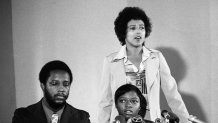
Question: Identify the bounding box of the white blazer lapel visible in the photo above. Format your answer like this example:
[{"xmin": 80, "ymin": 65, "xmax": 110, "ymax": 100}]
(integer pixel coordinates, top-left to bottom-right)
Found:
[
  {"xmin": 146, "ymin": 54, "xmax": 159, "ymax": 93},
  {"xmin": 110, "ymin": 59, "xmax": 126, "ymax": 92}
]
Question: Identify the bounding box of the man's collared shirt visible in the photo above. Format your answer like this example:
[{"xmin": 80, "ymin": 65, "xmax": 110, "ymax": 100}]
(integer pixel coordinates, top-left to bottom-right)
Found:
[{"xmin": 42, "ymin": 98, "xmax": 65, "ymax": 123}]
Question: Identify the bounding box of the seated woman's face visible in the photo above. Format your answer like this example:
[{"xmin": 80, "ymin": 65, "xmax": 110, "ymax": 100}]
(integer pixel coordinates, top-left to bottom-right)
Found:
[{"xmin": 116, "ymin": 91, "xmax": 140, "ymax": 120}]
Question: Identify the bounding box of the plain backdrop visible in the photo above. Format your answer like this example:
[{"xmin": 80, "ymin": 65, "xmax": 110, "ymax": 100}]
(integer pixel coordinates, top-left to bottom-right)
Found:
[{"xmin": 1, "ymin": 0, "xmax": 218, "ymax": 123}]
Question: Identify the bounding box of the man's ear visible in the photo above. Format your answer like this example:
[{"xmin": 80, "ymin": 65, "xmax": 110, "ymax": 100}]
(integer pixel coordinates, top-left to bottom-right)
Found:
[{"xmin": 40, "ymin": 83, "xmax": 45, "ymax": 91}]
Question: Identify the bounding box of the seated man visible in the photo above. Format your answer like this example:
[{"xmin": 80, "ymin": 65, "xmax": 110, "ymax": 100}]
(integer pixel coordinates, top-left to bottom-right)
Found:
[{"xmin": 12, "ymin": 60, "xmax": 90, "ymax": 123}]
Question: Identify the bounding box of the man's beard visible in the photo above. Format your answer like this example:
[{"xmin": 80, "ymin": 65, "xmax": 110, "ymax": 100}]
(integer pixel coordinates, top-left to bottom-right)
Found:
[{"xmin": 44, "ymin": 88, "xmax": 68, "ymax": 110}]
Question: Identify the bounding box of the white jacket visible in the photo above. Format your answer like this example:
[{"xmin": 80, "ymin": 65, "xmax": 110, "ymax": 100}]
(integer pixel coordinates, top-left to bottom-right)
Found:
[{"xmin": 98, "ymin": 46, "xmax": 190, "ymax": 123}]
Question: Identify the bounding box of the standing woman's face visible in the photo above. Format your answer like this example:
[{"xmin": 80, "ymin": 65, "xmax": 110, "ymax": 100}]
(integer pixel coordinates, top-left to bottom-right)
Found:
[
  {"xmin": 116, "ymin": 91, "xmax": 141, "ymax": 120},
  {"xmin": 125, "ymin": 19, "xmax": 146, "ymax": 48}
]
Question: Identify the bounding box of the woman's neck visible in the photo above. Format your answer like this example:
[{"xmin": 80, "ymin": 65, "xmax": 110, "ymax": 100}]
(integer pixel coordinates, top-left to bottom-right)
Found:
[
  {"xmin": 126, "ymin": 45, "xmax": 143, "ymax": 57},
  {"xmin": 126, "ymin": 45, "xmax": 143, "ymax": 69}
]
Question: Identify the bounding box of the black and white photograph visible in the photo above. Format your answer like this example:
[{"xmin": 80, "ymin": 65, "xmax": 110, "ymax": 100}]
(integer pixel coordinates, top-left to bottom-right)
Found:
[{"xmin": 1, "ymin": 0, "xmax": 217, "ymax": 123}]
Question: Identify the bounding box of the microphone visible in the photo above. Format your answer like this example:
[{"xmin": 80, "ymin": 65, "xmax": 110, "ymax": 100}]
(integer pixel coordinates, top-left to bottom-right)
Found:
[
  {"xmin": 114, "ymin": 115, "xmax": 126, "ymax": 123},
  {"xmin": 188, "ymin": 115, "xmax": 206, "ymax": 123},
  {"xmin": 161, "ymin": 110, "xmax": 170, "ymax": 119},
  {"xmin": 155, "ymin": 118, "xmax": 161, "ymax": 123},
  {"xmin": 131, "ymin": 115, "xmax": 143, "ymax": 123},
  {"xmin": 161, "ymin": 110, "xmax": 180, "ymax": 123}
]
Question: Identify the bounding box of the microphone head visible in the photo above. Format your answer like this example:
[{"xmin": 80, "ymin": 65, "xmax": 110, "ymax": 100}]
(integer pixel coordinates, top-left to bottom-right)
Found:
[
  {"xmin": 155, "ymin": 118, "xmax": 161, "ymax": 123},
  {"xmin": 131, "ymin": 115, "xmax": 143, "ymax": 123},
  {"xmin": 115, "ymin": 115, "xmax": 126, "ymax": 123},
  {"xmin": 161, "ymin": 110, "xmax": 170, "ymax": 119},
  {"xmin": 161, "ymin": 110, "xmax": 168, "ymax": 114},
  {"xmin": 161, "ymin": 110, "xmax": 180, "ymax": 123},
  {"xmin": 168, "ymin": 112, "xmax": 179, "ymax": 123}
]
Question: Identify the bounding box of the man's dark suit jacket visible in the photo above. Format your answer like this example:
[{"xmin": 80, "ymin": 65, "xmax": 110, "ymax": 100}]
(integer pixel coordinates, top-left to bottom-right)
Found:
[{"xmin": 12, "ymin": 100, "xmax": 90, "ymax": 123}]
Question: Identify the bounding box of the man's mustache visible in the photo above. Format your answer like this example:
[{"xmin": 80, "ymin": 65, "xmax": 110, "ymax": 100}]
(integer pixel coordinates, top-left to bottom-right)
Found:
[{"xmin": 54, "ymin": 93, "xmax": 68, "ymax": 98}]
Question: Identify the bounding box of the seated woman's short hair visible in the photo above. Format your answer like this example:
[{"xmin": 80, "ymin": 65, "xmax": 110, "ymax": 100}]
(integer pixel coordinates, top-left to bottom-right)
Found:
[{"xmin": 114, "ymin": 84, "xmax": 147, "ymax": 118}]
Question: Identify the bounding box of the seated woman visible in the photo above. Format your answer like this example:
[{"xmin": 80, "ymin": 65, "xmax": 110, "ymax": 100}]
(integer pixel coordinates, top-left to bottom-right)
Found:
[
  {"xmin": 114, "ymin": 84, "xmax": 180, "ymax": 123},
  {"xmin": 114, "ymin": 84, "xmax": 154, "ymax": 123}
]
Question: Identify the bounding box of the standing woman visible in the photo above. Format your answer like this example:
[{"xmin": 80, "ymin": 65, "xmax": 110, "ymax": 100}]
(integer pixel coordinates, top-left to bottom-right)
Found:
[{"xmin": 98, "ymin": 7, "xmax": 190, "ymax": 123}]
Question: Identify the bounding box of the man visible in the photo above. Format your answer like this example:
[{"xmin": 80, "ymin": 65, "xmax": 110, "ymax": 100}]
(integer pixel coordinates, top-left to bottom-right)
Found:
[{"xmin": 12, "ymin": 60, "xmax": 90, "ymax": 123}]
